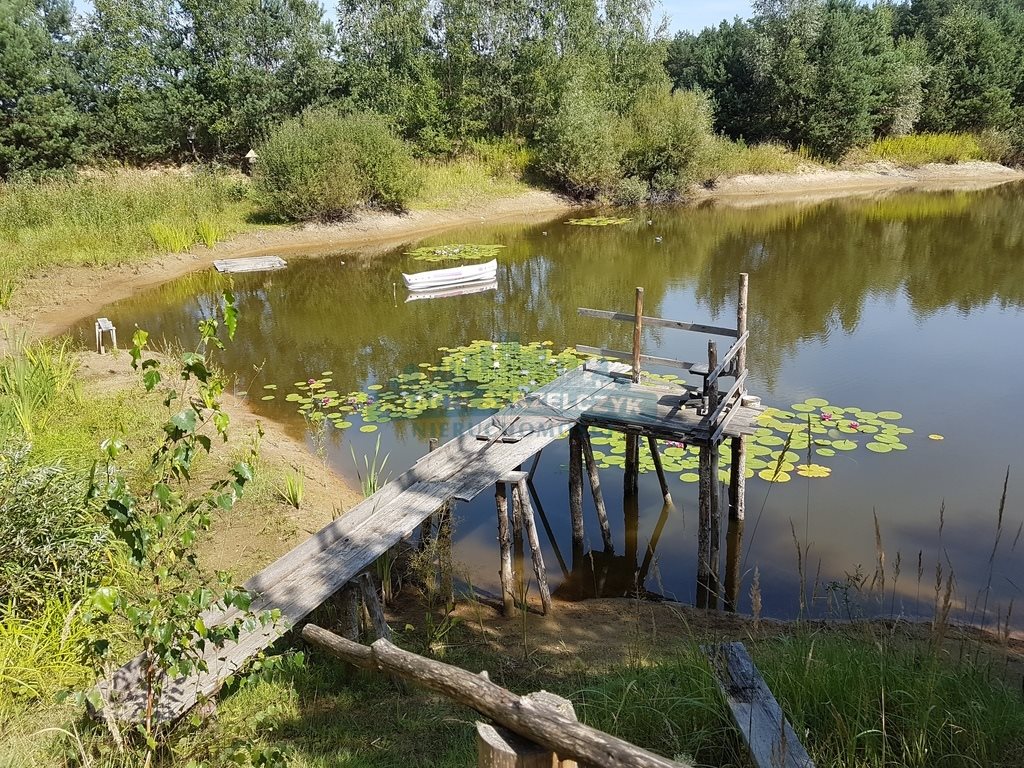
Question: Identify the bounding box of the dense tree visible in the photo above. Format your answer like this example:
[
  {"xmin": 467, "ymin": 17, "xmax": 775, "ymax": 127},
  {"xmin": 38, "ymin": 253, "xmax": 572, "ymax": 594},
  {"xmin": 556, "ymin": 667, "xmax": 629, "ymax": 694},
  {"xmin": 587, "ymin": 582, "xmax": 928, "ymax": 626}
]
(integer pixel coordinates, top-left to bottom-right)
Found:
[{"xmin": 0, "ymin": 0, "xmax": 84, "ymax": 176}]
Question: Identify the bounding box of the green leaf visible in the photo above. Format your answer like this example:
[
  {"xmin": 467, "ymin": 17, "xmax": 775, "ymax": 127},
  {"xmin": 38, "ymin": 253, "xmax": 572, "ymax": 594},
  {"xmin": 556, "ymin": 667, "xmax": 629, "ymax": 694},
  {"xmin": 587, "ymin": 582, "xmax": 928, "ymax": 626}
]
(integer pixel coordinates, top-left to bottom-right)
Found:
[
  {"xmin": 223, "ymin": 290, "xmax": 238, "ymax": 340},
  {"xmin": 171, "ymin": 409, "xmax": 198, "ymax": 434},
  {"xmin": 90, "ymin": 586, "xmax": 118, "ymax": 615}
]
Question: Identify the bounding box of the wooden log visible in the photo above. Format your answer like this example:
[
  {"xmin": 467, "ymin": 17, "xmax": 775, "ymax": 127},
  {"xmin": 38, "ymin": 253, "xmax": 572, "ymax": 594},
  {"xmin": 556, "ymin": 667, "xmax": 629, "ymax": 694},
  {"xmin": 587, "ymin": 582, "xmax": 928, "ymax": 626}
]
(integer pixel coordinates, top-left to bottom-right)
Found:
[
  {"xmin": 696, "ymin": 445, "xmax": 712, "ymax": 610},
  {"xmin": 735, "ymin": 273, "xmax": 749, "ymax": 374},
  {"xmin": 512, "ymin": 472, "xmax": 525, "ymax": 599},
  {"xmin": 624, "ymin": 433, "xmax": 639, "ymax": 500},
  {"xmin": 579, "ymin": 427, "xmax": 614, "ymax": 553},
  {"xmin": 647, "ymin": 436, "xmax": 672, "ymax": 503},
  {"xmin": 729, "ymin": 436, "xmax": 746, "ymax": 523},
  {"xmin": 631, "ymin": 287, "xmax": 644, "ymax": 383},
  {"xmin": 496, "ymin": 482, "xmax": 515, "ymax": 617},
  {"xmin": 516, "ymin": 479, "xmax": 552, "ymax": 615},
  {"xmin": 724, "ymin": 518, "xmax": 744, "ymax": 613},
  {"xmin": 705, "ymin": 642, "xmax": 815, "ymax": 768},
  {"xmin": 438, "ymin": 502, "xmax": 455, "ymax": 610},
  {"xmin": 303, "ymin": 625, "xmax": 693, "ymax": 768},
  {"xmin": 568, "ymin": 426, "xmax": 585, "ymax": 562}
]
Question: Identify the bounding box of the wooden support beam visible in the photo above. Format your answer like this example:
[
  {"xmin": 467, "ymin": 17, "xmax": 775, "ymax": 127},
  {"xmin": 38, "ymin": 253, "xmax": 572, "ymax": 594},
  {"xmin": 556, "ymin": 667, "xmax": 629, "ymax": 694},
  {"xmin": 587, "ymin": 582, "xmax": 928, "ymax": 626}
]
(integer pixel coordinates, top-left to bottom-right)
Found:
[
  {"xmin": 704, "ymin": 642, "xmax": 815, "ymax": 768},
  {"xmin": 337, "ymin": 582, "xmax": 361, "ymax": 643},
  {"xmin": 709, "ymin": 444, "xmax": 721, "ymax": 611},
  {"xmin": 568, "ymin": 426, "xmax": 585, "ymax": 563},
  {"xmin": 301, "ymin": 625, "xmax": 694, "ymax": 768},
  {"xmin": 624, "ymin": 434, "xmax": 639, "ymax": 499},
  {"xmin": 724, "ymin": 518, "xmax": 744, "ymax": 613},
  {"xmin": 697, "ymin": 445, "xmax": 712, "ymax": 610},
  {"xmin": 729, "ymin": 436, "xmax": 746, "ymax": 523},
  {"xmin": 516, "ymin": 479, "xmax": 552, "ymax": 615},
  {"xmin": 496, "ymin": 483, "xmax": 515, "ymax": 617},
  {"xmin": 357, "ymin": 573, "xmax": 392, "ymax": 642},
  {"xmin": 647, "ymin": 436, "xmax": 672, "ymax": 504},
  {"xmin": 579, "ymin": 427, "xmax": 614, "ymax": 553},
  {"xmin": 638, "ymin": 500, "xmax": 673, "ymax": 585},
  {"xmin": 631, "ymin": 287, "xmax": 644, "ymax": 383},
  {"xmin": 577, "ymin": 307, "xmax": 739, "ymax": 338},
  {"xmin": 527, "ymin": 480, "xmax": 570, "ymax": 579},
  {"xmin": 705, "ymin": 330, "xmax": 750, "ymax": 386}
]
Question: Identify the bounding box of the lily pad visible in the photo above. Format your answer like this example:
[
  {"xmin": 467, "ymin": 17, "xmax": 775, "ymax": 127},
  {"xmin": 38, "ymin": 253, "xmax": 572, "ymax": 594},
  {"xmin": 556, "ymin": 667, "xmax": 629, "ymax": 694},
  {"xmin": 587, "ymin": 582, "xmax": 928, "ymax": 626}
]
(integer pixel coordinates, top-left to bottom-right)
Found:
[
  {"xmin": 566, "ymin": 216, "xmax": 632, "ymax": 227},
  {"xmin": 876, "ymin": 410, "xmax": 903, "ymax": 421},
  {"xmin": 758, "ymin": 469, "xmax": 792, "ymax": 483},
  {"xmin": 796, "ymin": 463, "xmax": 832, "ymax": 478},
  {"xmin": 866, "ymin": 442, "xmax": 892, "ymax": 453},
  {"xmin": 405, "ymin": 243, "xmax": 506, "ymax": 263},
  {"xmin": 832, "ymin": 439, "xmax": 858, "ymax": 451},
  {"xmin": 928, "ymin": 434, "xmax": 945, "ymax": 441},
  {"xmin": 680, "ymin": 472, "xmax": 700, "ymax": 483},
  {"xmin": 359, "ymin": 425, "xmax": 378, "ymax": 433}
]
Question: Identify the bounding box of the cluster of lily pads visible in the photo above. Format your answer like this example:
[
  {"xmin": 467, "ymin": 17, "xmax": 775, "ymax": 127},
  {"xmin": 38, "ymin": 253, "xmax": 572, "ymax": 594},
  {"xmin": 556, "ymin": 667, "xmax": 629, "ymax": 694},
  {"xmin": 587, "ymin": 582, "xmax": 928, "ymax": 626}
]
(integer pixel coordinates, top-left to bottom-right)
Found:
[
  {"xmin": 404, "ymin": 243, "xmax": 506, "ymax": 263},
  {"xmin": 260, "ymin": 343, "xmax": 930, "ymax": 485},
  {"xmin": 566, "ymin": 216, "xmax": 632, "ymax": 227}
]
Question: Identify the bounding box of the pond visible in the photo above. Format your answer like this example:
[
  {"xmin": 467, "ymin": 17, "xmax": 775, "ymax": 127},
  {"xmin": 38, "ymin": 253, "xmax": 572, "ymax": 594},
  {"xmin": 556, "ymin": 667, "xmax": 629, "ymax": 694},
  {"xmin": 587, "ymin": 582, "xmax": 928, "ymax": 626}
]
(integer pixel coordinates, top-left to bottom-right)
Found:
[{"xmin": 83, "ymin": 183, "xmax": 1024, "ymax": 626}]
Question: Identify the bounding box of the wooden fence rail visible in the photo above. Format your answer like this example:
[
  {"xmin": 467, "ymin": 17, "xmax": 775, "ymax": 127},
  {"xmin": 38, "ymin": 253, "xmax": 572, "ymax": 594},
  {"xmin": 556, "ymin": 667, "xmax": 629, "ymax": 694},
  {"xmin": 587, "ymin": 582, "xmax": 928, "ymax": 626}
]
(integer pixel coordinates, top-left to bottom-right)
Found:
[{"xmin": 301, "ymin": 624, "xmax": 693, "ymax": 768}]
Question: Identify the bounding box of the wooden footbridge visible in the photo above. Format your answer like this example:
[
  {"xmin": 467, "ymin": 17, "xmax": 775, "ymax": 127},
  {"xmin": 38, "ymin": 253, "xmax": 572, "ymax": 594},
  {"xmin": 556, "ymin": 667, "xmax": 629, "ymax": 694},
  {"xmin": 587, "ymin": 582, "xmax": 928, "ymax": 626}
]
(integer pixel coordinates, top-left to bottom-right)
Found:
[{"xmin": 99, "ymin": 274, "xmax": 761, "ymax": 725}]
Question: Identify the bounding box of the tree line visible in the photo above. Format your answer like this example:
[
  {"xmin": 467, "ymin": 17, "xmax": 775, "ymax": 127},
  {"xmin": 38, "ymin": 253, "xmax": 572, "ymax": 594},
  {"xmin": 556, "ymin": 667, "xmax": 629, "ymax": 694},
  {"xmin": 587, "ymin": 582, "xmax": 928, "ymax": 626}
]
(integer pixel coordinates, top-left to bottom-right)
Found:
[
  {"xmin": 3, "ymin": 0, "xmax": 1023, "ymax": 185},
  {"xmin": 668, "ymin": 0, "xmax": 1024, "ymax": 160}
]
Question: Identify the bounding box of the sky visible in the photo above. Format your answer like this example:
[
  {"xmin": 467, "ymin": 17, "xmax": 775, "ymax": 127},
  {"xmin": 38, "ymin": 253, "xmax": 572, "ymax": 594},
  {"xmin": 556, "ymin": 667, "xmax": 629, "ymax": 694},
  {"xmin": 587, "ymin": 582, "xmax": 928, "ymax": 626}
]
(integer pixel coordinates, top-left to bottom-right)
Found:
[{"xmin": 661, "ymin": 1, "xmax": 753, "ymax": 33}]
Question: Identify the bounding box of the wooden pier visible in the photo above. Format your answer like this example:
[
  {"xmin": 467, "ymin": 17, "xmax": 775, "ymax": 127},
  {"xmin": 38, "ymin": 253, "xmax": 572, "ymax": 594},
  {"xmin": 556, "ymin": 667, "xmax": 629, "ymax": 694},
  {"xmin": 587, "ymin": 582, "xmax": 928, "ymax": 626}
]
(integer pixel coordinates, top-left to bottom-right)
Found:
[{"xmin": 98, "ymin": 274, "xmax": 760, "ymax": 724}]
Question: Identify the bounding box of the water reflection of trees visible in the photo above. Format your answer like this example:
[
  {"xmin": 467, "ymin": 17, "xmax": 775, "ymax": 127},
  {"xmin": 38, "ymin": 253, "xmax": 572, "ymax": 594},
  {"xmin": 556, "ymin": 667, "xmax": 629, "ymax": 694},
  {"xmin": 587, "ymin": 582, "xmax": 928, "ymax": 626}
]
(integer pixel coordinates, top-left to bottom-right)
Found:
[{"xmin": 91, "ymin": 183, "xmax": 1024, "ymax": 400}]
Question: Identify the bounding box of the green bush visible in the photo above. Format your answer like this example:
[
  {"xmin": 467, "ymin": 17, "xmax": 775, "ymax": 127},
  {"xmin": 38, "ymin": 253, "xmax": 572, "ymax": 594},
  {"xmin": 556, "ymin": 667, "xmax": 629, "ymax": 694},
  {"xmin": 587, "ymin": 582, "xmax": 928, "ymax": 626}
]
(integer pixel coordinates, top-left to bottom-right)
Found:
[
  {"xmin": 611, "ymin": 176, "xmax": 649, "ymax": 206},
  {"xmin": 620, "ymin": 87, "xmax": 715, "ymax": 201},
  {"xmin": 535, "ymin": 88, "xmax": 623, "ymax": 200},
  {"xmin": 255, "ymin": 110, "xmax": 420, "ymax": 221},
  {"xmin": 0, "ymin": 447, "xmax": 108, "ymax": 613}
]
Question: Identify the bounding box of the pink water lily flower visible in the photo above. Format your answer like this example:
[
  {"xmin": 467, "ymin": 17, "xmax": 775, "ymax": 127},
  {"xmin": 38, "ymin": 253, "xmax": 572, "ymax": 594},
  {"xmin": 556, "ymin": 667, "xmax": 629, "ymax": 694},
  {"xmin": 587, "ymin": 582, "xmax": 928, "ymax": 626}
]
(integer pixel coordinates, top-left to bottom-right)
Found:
[
  {"xmin": 821, "ymin": 412, "xmax": 832, "ymax": 421},
  {"xmin": 849, "ymin": 421, "xmax": 859, "ymax": 430}
]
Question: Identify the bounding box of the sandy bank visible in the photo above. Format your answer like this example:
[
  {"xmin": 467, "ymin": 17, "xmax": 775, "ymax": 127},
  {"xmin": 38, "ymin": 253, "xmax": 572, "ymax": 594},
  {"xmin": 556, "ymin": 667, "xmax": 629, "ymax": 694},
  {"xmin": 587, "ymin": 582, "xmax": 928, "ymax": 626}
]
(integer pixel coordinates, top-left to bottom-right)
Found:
[{"xmin": 698, "ymin": 160, "xmax": 1024, "ymax": 207}]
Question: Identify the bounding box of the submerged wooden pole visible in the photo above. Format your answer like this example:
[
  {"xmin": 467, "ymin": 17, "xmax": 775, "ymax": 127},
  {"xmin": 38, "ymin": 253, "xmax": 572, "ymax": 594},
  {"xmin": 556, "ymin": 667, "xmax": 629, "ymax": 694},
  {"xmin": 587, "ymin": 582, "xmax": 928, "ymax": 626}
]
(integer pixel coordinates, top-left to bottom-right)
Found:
[
  {"xmin": 729, "ymin": 273, "xmax": 749, "ymax": 523},
  {"xmin": 527, "ymin": 480, "xmax": 570, "ymax": 579},
  {"xmin": 516, "ymin": 479, "xmax": 552, "ymax": 615},
  {"xmin": 638, "ymin": 500, "xmax": 673, "ymax": 586},
  {"xmin": 495, "ymin": 482, "xmax": 515, "ymax": 617},
  {"xmin": 648, "ymin": 436, "xmax": 672, "ymax": 503},
  {"xmin": 568, "ymin": 425, "xmax": 585, "ymax": 563},
  {"xmin": 624, "ymin": 434, "xmax": 639, "ymax": 499},
  {"xmin": 580, "ymin": 427, "xmax": 614, "ymax": 553}
]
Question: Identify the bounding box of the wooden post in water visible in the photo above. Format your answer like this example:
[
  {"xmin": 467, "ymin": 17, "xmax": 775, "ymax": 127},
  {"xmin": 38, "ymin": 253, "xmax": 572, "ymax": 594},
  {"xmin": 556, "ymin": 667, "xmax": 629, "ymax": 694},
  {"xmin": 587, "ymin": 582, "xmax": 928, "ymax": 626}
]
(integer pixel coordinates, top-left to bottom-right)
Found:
[
  {"xmin": 624, "ymin": 288, "xmax": 644, "ymax": 499},
  {"xmin": 724, "ymin": 517, "xmax": 744, "ymax": 612},
  {"xmin": 696, "ymin": 444, "xmax": 711, "ymax": 609},
  {"xmin": 729, "ymin": 273, "xmax": 749, "ymax": 523},
  {"xmin": 495, "ymin": 482, "xmax": 515, "ymax": 617},
  {"xmin": 516, "ymin": 479, "xmax": 552, "ymax": 615},
  {"xmin": 648, "ymin": 436, "xmax": 672, "ymax": 504},
  {"xmin": 511, "ymin": 469, "xmax": 526, "ymax": 600},
  {"xmin": 580, "ymin": 427, "xmax": 614, "ymax": 553},
  {"xmin": 708, "ymin": 340, "xmax": 721, "ymax": 609},
  {"xmin": 568, "ymin": 426, "xmax": 585, "ymax": 563}
]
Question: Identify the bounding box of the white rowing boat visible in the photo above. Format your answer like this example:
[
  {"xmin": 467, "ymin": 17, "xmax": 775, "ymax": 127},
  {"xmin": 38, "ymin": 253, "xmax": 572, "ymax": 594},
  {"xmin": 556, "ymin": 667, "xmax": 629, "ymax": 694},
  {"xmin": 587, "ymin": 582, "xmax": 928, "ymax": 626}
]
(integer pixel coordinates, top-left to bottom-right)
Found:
[
  {"xmin": 404, "ymin": 279, "xmax": 497, "ymax": 302},
  {"xmin": 402, "ymin": 259, "xmax": 497, "ymax": 291}
]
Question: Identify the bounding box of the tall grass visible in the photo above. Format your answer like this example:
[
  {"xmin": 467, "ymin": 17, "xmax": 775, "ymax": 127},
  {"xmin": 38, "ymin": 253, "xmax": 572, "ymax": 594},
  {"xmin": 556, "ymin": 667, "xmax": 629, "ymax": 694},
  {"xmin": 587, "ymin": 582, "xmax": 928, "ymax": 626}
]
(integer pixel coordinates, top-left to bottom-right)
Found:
[
  {"xmin": 412, "ymin": 155, "xmax": 530, "ymax": 210},
  {"xmin": 0, "ymin": 336, "xmax": 78, "ymax": 440},
  {"xmin": 864, "ymin": 133, "xmax": 985, "ymax": 166},
  {"xmin": 0, "ymin": 170, "xmax": 255, "ymax": 295},
  {"xmin": 696, "ymin": 136, "xmax": 808, "ymax": 184}
]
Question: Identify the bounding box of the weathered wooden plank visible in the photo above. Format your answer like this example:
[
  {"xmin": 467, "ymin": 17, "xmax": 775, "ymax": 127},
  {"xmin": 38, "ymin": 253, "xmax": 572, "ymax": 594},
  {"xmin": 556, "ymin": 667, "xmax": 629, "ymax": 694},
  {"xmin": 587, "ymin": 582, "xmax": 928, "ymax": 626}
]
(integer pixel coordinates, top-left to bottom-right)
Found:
[
  {"xmin": 575, "ymin": 345, "xmax": 699, "ymax": 372},
  {"xmin": 708, "ymin": 370, "xmax": 749, "ymax": 427},
  {"xmin": 212, "ymin": 256, "xmax": 286, "ymax": 273},
  {"xmin": 577, "ymin": 308, "xmax": 739, "ymax": 338},
  {"xmin": 704, "ymin": 643, "xmax": 815, "ymax": 768}
]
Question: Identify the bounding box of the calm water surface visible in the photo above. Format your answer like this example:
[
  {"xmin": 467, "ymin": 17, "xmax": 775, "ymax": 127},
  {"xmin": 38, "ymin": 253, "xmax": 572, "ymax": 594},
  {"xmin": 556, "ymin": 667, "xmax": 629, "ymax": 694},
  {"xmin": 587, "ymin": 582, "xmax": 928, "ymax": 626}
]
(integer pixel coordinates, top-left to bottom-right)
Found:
[{"xmin": 84, "ymin": 184, "xmax": 1024, "ymax": 624}]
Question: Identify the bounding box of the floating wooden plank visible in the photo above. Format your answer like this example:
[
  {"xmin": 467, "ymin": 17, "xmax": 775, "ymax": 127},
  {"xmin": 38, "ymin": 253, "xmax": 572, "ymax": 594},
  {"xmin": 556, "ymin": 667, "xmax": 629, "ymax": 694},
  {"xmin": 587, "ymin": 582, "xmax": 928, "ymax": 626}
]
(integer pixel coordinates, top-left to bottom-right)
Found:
[
  {"xmin": 704, "ymin": 643, "xmax": 815, "ymax": 768},
  {"xmin": 578, "ymin": 308, "xmax": 739, "ymax": 338},
  {"xmin": 212, "ymin": 256, "xmax": 286, "ymax": 273}
]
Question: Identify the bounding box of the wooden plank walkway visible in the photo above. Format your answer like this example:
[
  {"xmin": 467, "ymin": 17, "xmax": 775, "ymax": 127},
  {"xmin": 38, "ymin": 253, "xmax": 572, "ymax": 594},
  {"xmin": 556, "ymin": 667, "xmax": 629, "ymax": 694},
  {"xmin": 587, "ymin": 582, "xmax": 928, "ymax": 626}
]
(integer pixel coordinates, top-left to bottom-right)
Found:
[
  {"xmin": 98, "ymin": 362, "xmax": 629, "ymax": 723},
  {"xmin": 99, "ymin": 359, "xmax": 762, "ymax": 723}
]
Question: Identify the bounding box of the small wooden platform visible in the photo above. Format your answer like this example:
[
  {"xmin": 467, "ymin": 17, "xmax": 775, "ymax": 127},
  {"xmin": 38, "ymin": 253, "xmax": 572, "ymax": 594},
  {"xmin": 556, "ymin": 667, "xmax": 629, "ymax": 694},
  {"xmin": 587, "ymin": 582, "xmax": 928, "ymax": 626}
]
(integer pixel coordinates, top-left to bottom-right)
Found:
[{"xmin": 212, "ymin": 256, "xmax": 286, "ymax": 273}]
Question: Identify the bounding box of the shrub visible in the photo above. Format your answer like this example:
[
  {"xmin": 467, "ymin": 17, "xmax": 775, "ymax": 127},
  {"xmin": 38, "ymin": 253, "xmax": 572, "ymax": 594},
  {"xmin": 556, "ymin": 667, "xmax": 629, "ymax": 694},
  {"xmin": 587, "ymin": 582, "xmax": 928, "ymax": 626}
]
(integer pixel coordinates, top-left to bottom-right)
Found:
[
  {"xmin": 255, "ymin": 110, "xmax": 419, "ymax": 221},
  {"xmin": 620, "ymin": 87, "xmax": 715, "ymax": 201},
  {"xmin": 611, "ymin": 176, "xmax": 649, "ymax": 206},
  {"xmin": 534, "ymin": 87, "xmax": 623, "ymax": 199},
  {"xmin": 0, "ymin": 446, "xmax": 108, "ymax": 613}
]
